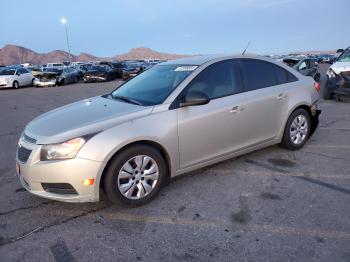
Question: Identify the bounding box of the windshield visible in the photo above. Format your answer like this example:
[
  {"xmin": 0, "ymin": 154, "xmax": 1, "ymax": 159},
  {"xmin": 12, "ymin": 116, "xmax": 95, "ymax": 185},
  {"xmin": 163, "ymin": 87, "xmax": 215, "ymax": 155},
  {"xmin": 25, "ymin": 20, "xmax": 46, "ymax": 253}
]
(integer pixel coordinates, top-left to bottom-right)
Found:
[
  {"xmin": 43, "ymin": 68, "xmax": 63, "ymax": 73},
  {"xmin": 91, "ymin": 66, "xmax": 107, "ymax": 71},
  {"xmin": 0, "ymin": 69, "xmax": 16, "ymax": 75},
  {"xmin": 111, "ymin": 64, "xmax": 197, "ymax": 106},
  {"xmin": 337, "ymin": 49, "xmax": 350, "ymax": 62}
]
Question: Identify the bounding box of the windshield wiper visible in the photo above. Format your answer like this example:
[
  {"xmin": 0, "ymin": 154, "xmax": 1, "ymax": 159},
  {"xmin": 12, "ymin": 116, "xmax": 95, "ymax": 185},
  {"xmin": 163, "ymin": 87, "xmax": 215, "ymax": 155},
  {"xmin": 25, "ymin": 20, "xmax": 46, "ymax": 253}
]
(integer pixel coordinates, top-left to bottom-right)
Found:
[{"xmin": 112, "ymin": 94, "xmax": 143, "ymax": 106}]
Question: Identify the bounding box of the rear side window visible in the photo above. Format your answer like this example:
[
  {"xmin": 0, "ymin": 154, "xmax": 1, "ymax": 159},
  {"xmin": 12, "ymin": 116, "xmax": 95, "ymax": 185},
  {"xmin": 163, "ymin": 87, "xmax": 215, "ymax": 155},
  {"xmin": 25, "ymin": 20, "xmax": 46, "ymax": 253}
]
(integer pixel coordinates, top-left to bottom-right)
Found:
[
  {"xmin": 240, "ymin": 59, "xmax": 277, "ymax": 91},
  {"xmin": 184, "ymin": 60, "xmax": 242, "ymax": 100},
  {"xmin": 274, "ymin": 64, "xmax": 298, "ymax": 84},
  {"xmin": 240, "ymin": 59, "xmax": 297, "ymax": 91}
]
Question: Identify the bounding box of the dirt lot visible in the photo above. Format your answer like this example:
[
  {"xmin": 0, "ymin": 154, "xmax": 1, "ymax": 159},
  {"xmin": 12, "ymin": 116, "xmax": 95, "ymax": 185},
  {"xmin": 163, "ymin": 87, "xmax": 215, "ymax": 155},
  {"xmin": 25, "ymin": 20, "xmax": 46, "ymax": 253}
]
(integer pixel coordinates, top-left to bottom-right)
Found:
[{"xmin": 0, "ymin": 66, "xmax": 349, "ymax": 261}]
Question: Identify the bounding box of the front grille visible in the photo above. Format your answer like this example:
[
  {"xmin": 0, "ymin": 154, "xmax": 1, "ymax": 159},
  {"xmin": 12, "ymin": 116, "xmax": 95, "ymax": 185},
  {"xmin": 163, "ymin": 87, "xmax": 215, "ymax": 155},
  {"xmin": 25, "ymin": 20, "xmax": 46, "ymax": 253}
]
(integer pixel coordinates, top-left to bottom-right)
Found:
[
  {"xmin": 41, "ymin": 183, "xmax": 78, "ymax": 195},
  {"xmin": 17, "ymin": 146, "xmax": 32, "ymax": 163},
  {"xmin": 23, "ymin": 133, "xmax": 37, "ymax": 144}
]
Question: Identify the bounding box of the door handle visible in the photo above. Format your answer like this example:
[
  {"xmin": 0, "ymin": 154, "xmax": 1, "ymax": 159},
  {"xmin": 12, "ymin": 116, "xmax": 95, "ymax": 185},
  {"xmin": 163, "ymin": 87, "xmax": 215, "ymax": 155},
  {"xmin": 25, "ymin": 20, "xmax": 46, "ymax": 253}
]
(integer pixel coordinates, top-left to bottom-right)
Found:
[
  {"xmin": 230, "ymin": 106, "xmax": 243, "ymax": 114},
  {"xmin": 277, "ymin": 93, "xmax": 287, "ymax": 100}
]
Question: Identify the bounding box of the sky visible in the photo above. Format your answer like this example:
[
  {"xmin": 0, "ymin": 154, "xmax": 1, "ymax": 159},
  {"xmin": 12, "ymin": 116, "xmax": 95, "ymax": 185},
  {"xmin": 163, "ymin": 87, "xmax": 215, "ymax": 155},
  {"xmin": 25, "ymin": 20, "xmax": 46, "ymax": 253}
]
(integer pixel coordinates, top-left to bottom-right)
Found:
[{"xmin": 0, "ymin": 0, "xmax": 349, "ymax": 57}]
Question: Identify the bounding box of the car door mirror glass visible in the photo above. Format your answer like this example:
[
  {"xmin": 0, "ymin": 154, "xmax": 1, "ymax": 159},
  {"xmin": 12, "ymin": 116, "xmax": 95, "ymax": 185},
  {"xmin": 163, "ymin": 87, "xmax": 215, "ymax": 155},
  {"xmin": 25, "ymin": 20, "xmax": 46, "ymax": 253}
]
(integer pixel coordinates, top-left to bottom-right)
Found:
[{"xmin": 179, "ymin": 90, "xmax": 210, "ymax": 108}]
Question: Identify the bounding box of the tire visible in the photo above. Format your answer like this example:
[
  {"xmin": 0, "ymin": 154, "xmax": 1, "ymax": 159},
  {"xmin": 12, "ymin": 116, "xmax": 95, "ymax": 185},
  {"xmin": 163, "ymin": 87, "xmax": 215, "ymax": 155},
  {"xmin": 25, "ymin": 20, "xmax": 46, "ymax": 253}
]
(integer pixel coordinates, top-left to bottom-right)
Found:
[
  {"xmin": 323, "ymin": 83, "xmax": 332, "ymax": 100},
  {"xmin": 103, "ymin": 144, "xmax": 167, "ymax": 206},
  {"xmin": 31, "ymin": 79, "xmax": 35, "ymax": 87},
  {"xmin": 13, "ymin": 81, "xmax": 19, "ymax": 89},
  {"xmin": 281, "ymin": 108, "xmax": 311, "ymax": 150},
  {"xmin": 60, "ymin": 79, "xmax": 65, "ymax": 86},
  {"xmin": 74, "ymin": 77, "xmax": 79, "ymax": 83},
  {"xmin": 314, "ymin": 73, "xmax": 320, "ymax": 83}
]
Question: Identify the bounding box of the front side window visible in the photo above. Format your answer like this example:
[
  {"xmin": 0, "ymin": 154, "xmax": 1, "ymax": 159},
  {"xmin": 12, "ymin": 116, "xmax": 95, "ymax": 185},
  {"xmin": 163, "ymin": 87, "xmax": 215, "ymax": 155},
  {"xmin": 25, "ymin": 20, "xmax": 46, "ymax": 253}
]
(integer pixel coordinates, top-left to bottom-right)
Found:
[
  {"xmin": 183, "ymin": 60, "xmax": 240, "ymax": 100},
  {"xmin": 111, "ymin": 64, "xmax": 195, "ymax": 106}
]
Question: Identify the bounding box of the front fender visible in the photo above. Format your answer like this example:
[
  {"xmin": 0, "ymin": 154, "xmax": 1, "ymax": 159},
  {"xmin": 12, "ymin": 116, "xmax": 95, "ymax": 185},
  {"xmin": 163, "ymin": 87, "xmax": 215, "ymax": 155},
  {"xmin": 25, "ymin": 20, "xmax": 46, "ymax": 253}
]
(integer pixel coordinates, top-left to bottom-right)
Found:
[{"xmin": 77, "ymin": 108, "xmax": 179, "ymax": 184}]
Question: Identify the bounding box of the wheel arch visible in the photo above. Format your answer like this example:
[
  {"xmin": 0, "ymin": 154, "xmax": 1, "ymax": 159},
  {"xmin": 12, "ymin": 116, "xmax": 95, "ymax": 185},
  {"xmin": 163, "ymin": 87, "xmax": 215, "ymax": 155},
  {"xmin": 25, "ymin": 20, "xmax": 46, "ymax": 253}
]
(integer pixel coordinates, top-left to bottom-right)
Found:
[
  {"xmin": 278, "ymin": 103, "xmax": 313, "ymax": 141},
  {"xmin": 99, "ymin": 140, "xmax": 172, "ymax": 192}
]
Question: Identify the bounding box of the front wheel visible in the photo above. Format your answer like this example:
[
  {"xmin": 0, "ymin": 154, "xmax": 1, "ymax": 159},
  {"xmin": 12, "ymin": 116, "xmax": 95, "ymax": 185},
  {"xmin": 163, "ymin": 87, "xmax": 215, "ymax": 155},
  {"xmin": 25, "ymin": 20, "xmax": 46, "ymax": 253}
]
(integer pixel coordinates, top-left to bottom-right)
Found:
[
  {"xmin": 281, "ymin": 108, "xmax": 311, "ymax": 150},
  {"xmin": 13, "ymin": 81, "xmax": 19, "ymax": 89},
  {"xmin": 103, "ymin": 145, "xmax": 167, "ymax": 206}
]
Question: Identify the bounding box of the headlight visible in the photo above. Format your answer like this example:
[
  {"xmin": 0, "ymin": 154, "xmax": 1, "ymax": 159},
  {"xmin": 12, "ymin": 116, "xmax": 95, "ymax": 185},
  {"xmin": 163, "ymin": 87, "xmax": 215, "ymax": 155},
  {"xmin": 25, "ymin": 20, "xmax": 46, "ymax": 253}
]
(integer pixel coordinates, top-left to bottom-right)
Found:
[{"xmin": 40, "ymin": 137, "xmax": 86, "ymax": 161}]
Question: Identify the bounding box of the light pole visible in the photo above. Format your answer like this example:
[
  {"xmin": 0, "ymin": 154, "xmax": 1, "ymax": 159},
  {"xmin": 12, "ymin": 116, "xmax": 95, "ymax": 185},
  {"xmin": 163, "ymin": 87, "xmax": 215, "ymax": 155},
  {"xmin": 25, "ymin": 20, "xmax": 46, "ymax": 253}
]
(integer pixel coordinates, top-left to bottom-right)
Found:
[{"xmin": 60, "ymin": 18, "xmax": 72, "ymax": 63}]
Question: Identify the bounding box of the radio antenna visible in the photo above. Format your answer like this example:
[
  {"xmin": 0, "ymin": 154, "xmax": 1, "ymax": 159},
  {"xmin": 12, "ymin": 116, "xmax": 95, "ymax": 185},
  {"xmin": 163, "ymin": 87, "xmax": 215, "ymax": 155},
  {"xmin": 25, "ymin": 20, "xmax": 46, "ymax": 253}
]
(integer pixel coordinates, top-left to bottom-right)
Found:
[{"xmin": 242, "ymin": 41, "xmax": 251, "ymax": 55}]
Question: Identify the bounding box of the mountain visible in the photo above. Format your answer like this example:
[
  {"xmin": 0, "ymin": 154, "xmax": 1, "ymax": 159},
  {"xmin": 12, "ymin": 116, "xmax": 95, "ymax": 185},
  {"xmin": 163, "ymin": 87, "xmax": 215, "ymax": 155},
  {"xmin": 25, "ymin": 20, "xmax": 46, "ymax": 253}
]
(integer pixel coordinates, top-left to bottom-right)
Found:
[
  {"xmin": 0, "ymin": 45, "xmax": 187, "ymax": 65},
  {"xmin": 114, "ymin": 47, "xmax": 186, "ymax": 61}
]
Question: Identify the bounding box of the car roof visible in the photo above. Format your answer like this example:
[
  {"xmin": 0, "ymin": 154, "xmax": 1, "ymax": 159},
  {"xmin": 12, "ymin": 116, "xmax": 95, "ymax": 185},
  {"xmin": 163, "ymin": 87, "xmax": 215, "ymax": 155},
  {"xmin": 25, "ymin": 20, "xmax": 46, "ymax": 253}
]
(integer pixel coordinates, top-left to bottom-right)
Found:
[{"xmin": 160, "ymin": 54, "xmax": 274, "ymax": 66}]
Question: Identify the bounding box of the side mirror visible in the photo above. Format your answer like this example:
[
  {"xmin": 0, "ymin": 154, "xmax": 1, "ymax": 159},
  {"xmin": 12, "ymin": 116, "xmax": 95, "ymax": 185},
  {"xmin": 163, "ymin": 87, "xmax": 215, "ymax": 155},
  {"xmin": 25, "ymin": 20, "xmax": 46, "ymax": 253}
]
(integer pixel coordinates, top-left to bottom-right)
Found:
[{"xmin": 179, "ymin": 90, "xmax": 210, "ymax": 107}]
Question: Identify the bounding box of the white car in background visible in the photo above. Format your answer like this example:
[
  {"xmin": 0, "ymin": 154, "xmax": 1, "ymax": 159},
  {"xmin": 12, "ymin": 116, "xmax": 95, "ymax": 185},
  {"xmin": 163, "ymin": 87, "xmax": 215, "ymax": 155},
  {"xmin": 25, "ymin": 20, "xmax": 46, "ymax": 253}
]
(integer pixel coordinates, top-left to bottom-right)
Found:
[
  {"xmin": 0, "ymin": 67, "xmax": 34, "ymax": 89},
  {"xmin": 46, "ymin": 63, "xmax": 66, "ymax": 70}
]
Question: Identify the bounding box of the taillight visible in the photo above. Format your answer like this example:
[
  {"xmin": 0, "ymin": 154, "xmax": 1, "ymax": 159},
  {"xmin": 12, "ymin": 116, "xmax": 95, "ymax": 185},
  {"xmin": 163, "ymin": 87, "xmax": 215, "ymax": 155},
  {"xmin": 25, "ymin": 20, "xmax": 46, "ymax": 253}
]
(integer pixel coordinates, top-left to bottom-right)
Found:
[{"xmin": 314, "ymin": 82, "xmax": 320, "ymax": 92}]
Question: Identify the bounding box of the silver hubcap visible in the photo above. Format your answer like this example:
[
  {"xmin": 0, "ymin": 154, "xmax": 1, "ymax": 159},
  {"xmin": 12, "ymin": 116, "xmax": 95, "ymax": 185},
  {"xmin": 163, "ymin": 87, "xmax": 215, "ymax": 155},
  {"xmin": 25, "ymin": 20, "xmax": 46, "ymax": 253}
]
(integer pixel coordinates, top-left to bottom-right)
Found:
[
  {"xmin": 290, "ymin": 115, "xmax": 308, "ymax": 145},
  {"xmin": 117, "ymin": 155, "xmax": 159, "ymax": 200}
]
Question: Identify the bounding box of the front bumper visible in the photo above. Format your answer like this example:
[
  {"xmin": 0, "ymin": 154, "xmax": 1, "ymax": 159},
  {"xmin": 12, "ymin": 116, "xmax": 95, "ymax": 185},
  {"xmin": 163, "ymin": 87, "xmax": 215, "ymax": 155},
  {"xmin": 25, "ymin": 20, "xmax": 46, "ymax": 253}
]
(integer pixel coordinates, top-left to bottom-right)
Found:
[
  {"xmin": 84, "ymin": 75, "xmax": 107, "ymax": 82},
  {"xmin": 33, "ymin": 79, "xmax": 57, "ymax": 87},
  {"xmin": 325, "ymin": 74, "xmax": 350, "ymax": 96},
  {"xmin": 0, "ymin": 82, "xmax": 12, "ymax": 88},
  {"xmin": 310, "ymin": 108, "xmax": 321, "ymax": 137},
  {"xmin": 16, "ymin": 139, "xmax": 103, "ymax": 203}
]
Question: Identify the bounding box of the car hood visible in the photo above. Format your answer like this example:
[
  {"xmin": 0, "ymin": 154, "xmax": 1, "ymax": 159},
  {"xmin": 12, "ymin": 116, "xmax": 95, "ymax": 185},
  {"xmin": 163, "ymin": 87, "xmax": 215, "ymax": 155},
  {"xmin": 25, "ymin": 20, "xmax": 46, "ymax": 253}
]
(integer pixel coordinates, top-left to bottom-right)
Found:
[
  {"xmin": 35, "ymin": 72, "xmax": 60, "ymax": 80},
  {"xmin": 330, "ymin": 62, "xmax": 350, "ymax": 74},
  {"xmin": 25, "ymin": 96, "xmax": 153, "ymax": 144}
]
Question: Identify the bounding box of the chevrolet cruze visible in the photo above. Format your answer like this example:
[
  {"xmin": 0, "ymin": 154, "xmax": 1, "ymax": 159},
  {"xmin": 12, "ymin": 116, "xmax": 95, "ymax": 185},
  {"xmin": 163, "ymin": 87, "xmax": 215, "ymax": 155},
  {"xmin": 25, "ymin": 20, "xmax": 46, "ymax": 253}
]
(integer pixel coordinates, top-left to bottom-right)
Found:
[{"xmin": 16, "ymin": 55, "xmax": 321, "ymax": 206}]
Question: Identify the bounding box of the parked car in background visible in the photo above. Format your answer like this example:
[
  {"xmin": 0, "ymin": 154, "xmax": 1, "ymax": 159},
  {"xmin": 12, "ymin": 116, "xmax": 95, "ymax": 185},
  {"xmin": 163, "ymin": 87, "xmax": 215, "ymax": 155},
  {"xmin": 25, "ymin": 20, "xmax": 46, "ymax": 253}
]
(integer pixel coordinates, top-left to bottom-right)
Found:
[
  {"xmin": 46, "ymin": 63, "xmax": 65, "ymax": 70},
  {"xmin": 0, "ymin": 66, "xmax": 34, "ymax": 89},
  {"xmin": 324, "ymin": 47, "xmax": 350, "ymax": 99},
  {"xmin": 71, "ymin": 62, "xmax": 90, "ymax": 69},
  {"xmin": 34, "ymin": 67, "xmax": 81, "ymax": 87},
  {"xmin": 318, "ymin": 54, "xmax": 336, "ymax": 64},
  {"xmin": 16, "ymin": 55, "xmax": 321, "ymax": 206},
  {"xmin": 83, "ymin": 65, "xmax": 114, "ymax": 82},
  {"xmin": 111, "ymin": 61, "xmax": 125, "ymax": 78},
  {"xmin": 26, "ymin": 65, "xmax": 43, "ymax": 77},
  {"xmin": 283, "ymin": 58, "xmax": 320, "ymax": 82},
  {"xmin": 121, "ymin": 61, "xmax": 143, "ymax": 80}
]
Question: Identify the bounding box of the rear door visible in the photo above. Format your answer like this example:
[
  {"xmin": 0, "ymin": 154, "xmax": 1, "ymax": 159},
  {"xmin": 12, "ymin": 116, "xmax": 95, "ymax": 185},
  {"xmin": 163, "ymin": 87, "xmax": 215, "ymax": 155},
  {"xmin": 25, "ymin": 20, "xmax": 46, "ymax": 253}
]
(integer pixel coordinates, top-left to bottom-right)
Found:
[{"xmin": 236, "ymin": 59, "xmax": 296, "ymax": 147}]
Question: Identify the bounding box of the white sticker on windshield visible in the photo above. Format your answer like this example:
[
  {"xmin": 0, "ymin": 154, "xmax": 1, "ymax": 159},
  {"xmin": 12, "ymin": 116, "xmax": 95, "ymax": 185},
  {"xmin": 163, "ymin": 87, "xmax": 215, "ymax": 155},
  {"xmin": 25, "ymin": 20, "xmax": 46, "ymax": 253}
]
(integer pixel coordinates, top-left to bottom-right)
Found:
[{"xmin": 174, "ymin": 66, "xmax": 198, "ymax": 72}]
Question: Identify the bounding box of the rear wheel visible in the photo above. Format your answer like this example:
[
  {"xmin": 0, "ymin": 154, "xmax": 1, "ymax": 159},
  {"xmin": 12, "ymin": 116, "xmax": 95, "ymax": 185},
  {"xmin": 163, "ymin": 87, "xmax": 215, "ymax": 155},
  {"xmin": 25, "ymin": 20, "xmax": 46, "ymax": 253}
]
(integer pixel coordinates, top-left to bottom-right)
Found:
[
  {"xmin": 314, "ymin": 73, "xmax": 320, "ymax": 83},
  {"xmin": 281, "ymin": 108, "xmax": 311, "ymax": 150},
  {"xmin": 323, "ymin": 83, "xmax": 332, "ymax": 100},
  {"xmin": 13, "ymin": 81, "xmax": 19, "ymax": 89},
  {"xmin": 103, "ymin": 145, "xmax": 167, "ymax": 206}
]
